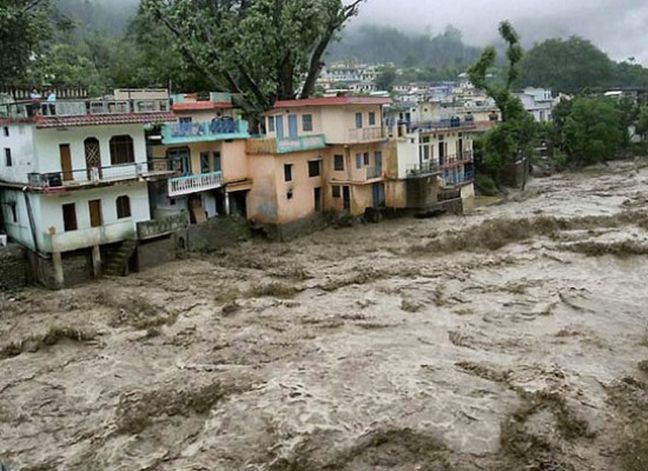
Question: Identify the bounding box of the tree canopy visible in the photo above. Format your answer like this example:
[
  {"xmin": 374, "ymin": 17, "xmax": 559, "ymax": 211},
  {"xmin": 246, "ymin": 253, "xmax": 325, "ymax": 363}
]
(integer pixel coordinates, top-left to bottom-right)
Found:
[
  {"xmin": 0, "ymin": 0, "xmax": 54, "ymax": 84},
  {"xmin": 141, "ymin": 0, "xmax": 364, "ymax": 116},
  {"xmin": 562, "ymin": 98, "xmax": 623, "ymax": 166}
]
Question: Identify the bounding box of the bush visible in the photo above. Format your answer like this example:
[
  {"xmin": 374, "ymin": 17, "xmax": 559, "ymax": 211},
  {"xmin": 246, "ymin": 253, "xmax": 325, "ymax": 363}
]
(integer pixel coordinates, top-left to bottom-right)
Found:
[{"xmin": 476, "ymin": 173, "xmax": 499, "ymax": 196}]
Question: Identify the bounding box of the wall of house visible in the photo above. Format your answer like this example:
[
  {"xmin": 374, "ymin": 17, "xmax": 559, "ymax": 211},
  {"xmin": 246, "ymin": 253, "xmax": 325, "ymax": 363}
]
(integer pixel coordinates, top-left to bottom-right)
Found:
[
  {"xmin": 247, "ymin": 154, "xmax": 279, "ymax": 224},
  {"xmin": 393, "ymin": 135, "xmax": 419, "ymax": 179},
  {"xmin": 174, "ymin": 109, "xmax": 236, "ymax": 123},
  {"xmin": 385, "ymin": 180, "xmax": 408, "ymax": 209},
  {"xmin": 350, "ymin": 184, "xmax": 374, "ymax": 216},
  {"xmin": 271, "ymin": 151, "xmax": 324, "ymax": 224},
  {"xmin": 33, "ymin": 123, "xmax": 148, "ymax": 175},
  {"xmin": 327, "ymin": 142, "xmax": 386, "ymax": 184},
  {"xmin": 1, "ymin": 189, "xmax": 39, "ymax": 250},
  {"xmin": 221, "ymin": 140, "xmax": 248, "ymax": 183},
  {"xmin": 0, "ymin": 124, "xmax": 36, "ymax": 183},
  {"xmin": 36, "ymin": 182, "xmax": 150, "ymax": 253},
  {"xmin": 265, "ymin": 107, "xmax": 324, "ymax": 138},
  {"xmin": 320, "ymin": 105, "xmax": 383, "ymax": 144},
  {"xmin": 419, "ymin": 131, "xmax": 474, "ymax": 163}
]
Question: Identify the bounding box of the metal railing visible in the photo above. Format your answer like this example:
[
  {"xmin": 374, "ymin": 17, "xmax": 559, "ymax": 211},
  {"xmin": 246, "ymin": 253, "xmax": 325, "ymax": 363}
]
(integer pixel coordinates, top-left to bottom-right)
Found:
[
  {"xmin": 407, "ymin": 160, "xmax": 442, "ymax": 177},
  {"xmin": 347, "ymin": 127, "xmax": 385, "ymax": 142},
  {"xmin": 28, "ymin": 163, "xmax": 150, "ymax": 188},
  {"xmin": 38, "ymin": 99, "xmax": 170, "ymax": 117},
  {"xmin": 168, "ymin": 171, "xmax": 224, "ymax": 197},
  {"xmin": 366, "ymin": 165, "xmax": 383, "ymax": 180}
]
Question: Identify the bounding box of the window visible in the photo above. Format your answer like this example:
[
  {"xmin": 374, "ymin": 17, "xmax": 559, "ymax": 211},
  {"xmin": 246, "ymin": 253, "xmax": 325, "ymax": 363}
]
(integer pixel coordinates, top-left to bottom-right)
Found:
[
  {"xmin": 363, "ymin": 152, "xmax": 370, "ymax": 166},
  {"xmin": 332, "ymin": 185, "xmax": 341, "ymax": 198},
  {"xmin": 3, "ymin": 127, "xmax": 8, "ymax": 137},
  {"xmin": 267, "ymin": 116, "xmax": 275, "ymax": 133},
  {"xmin": 369, "ymin": 112, "xmax": 376, "ymax": 126},
  {"xmin": 116, "ymin": 195, "xmax": 131, "ymax": 219},
  {"xmin": 356, "ymin": 153, "xmax": 362, "ymax": 169},
  {"xmin": 284, "ymin": 163, "xmax": 293, "ymax": 182},
  {"xmin": 355, "ymin": 112, "xmax": 363, "ymax": 129},
  {"xmin": 314, "ymin": 187, "xmax": 322, "ymax": 212},
  {"xmin": 213, "ymin": 151, "xmax": 222, "ymax": 172},
  {"xmin": 334, "ymin": 154, "xmax": 344, "ymax": 171},
  {"xmin": 179, "ymin": 117, "xmax": 192, "ymax": 124},
  {"xmin": 109, "ymin": 135, "xmax": 134, "ymax": 165},
  {"xmin": 423, "ymin": 146, "xmax": 430, "ymax": 160},
  {"xmin": 200, "ymin": 152, "xmax": 211, "ymax": 174},
  {"xmin": 89, "ymin": 200, "xmax": 102, "ymax": 228},
  {"xmin": 302, "ymin": 114, "xmax": 313, "ymax": 132},
  {"xmin": 308, "ymin": 160, "xmax": 321, "ymax": 177},
  {"xmin": 62, "ymin": 203, "xmax": 77, "ymax": 232},
  {"xmin": 287, "ymin": 190, "xmax": 294, "ymax": 200},
  {"xmin": 4, "ymin": 148, "xmax": 11, "ymax": 167}
]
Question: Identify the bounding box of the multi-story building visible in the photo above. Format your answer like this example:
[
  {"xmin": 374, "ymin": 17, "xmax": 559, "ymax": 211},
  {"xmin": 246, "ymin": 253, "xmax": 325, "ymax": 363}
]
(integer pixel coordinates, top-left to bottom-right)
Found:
[
  {"xmin": 514, "ymin": 87, "xmax": 553, "ymax": 123},
  {"xmin": 246, "ymin": 96, "xmax": 392, "ymax": 238},
  {"xmin": 0, "ymin": 90, "xmax": 175, "ymax": 288},
  {"xmin": 148, "ymin": 93, "xmax": 251, "ymax": 223}
]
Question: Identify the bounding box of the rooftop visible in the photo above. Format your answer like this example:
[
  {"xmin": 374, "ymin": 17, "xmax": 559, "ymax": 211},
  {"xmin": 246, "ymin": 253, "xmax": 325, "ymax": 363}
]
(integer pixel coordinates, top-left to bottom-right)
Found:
[
  {"xmin": 172, "ymin": 102, "xmax": 234, "ymax": 112},
  {"xmin": 273, "ymin": 96, "xmax": 392, "ymax": 110}
]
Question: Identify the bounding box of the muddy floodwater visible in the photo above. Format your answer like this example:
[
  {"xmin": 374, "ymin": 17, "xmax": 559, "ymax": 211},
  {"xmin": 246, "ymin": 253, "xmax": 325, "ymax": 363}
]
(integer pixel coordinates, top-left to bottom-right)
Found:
[{"xmin": 2, "ymin": 161, "xmax": 648, "ymax": 471}]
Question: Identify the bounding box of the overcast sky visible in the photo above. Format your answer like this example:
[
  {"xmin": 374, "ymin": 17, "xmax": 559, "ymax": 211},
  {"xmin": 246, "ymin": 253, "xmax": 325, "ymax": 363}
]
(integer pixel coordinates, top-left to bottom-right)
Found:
[{"xmin": 353, "ymin": 0, "xmax": 648, "ymax": 64}]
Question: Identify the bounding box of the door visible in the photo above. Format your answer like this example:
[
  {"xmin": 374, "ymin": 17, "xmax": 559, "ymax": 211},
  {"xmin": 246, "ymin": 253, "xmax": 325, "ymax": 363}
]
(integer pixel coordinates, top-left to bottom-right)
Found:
[
  {"xmin": 167, "ymin": 147, "xmax": 191, "ymax": 175},
  {"xmin": 374, "ymin": 151, "xmax": 383, "ymax": 171},
  {"xmin": 372, "ymin": 183, "xmax": 385, "ymax": 209},
  {"xmin": 288, "ymin": 114, "xmax": 298, "ymax": 139},
  {"xmin": 89, "ymin": 200, "xmax": 102, "ymax": 228},
  {"xmin": 84, "ymin": 137, "xmax": 102, "ymax": 179},
  {"xmin": 342, "ymin": 185, "xmax": 351, "ymax": 211},
  {"xmin": 438, "ymin": 141, "xmax": 445, "ymax": 166},
  {"xmin": 60, "ymin": 144, "xmax": 73, "ymax": 182},
  {"xmin": 276, "ymin": 115, "xmax": 285, "ymax": 140},
  {"xmin": 314, "ymin": 187, "xmax": 322, "ymax": 212},
  {"xmin": 458, "ymin": 138, "xmax": 464, "ymax": 159}
]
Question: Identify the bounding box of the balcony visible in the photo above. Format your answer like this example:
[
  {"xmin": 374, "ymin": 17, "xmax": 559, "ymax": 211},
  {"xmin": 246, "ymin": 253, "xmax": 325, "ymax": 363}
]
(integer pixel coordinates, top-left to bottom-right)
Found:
[
  {"xmin": 40, "ymin": 99, "xmax": 170, "ymax": 117},
  {"xmin": 246, "ymin": 134, "xmax": 327, "ymax": 154},
  {"xmin": 161, "ymin": 118, "xmax": 250, "ymax": 145},
  {"xmin": 26, "ymin": 163, "xmax": 173, "ymax": 191},
  {"xmin": 137, "ymin": 212, "xmax": 190, "ymax": 240},
  {"xmin": 365, "ymin": 165, "xmax": 384, "ymax": 180},
  {"xmin": 346, "ymin": 127, "xmax": 385, "ymax": 142},
  {"xmin": 440, "ymin": 151, "xmax": 474, "ymax": 167},
  {"xmin": 168, "ymin": 171, "xmax": 224, "ymax": 197},
  {"xmin": 43, "ymin": 219, "xmax": 136, "ymax": 253},
  {"xmin": 407, "ymin": 160, "xmax": 442, "ymax": 178}
]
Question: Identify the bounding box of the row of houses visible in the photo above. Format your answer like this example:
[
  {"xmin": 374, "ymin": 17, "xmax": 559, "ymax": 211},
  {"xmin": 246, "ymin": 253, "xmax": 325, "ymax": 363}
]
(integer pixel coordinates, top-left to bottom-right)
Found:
[{"xmin": 0, "ymin": 89, "xmax": 482, "ymax": 288}]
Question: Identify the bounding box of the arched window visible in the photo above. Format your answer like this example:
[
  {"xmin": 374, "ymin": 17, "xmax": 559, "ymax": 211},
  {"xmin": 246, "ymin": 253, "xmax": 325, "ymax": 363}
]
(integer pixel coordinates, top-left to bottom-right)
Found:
[
  {"xmin": 116, "ymin": 195, "xmax": 131, "ymax": 219},
  {"xmin": 109, "ymin": 135, "xmax": 134, "ymax": 165}
]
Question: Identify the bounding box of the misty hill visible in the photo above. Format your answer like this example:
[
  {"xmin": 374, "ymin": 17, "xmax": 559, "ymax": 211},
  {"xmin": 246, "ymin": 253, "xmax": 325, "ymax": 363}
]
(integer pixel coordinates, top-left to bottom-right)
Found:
[
  {"xmin": 55, "ymin": 0, "xmax": 138, "ymax": 37},
  {"xmin": 328, "ymin": 24, "xmax": 483, "ymax": 70}
]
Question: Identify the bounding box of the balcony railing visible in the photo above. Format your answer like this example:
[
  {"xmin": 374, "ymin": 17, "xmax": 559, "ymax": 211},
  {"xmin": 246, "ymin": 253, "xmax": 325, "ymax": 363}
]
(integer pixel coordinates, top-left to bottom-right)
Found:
[
  {"xmin": 137, "ymin": 212, "xmax": 190, "ymax": 240},
  {"xmin": 168, "ymin": 171, "xmax": 224, "ymax": 197},
  {"xmin": 407, "ymin": 160, "xmax": 442, "ymax": 177},
  {"xmin": 27, "ymin": 162, "xmax": 172, "ymax": 190},
  {"xmin": 366, "ymin": 165, "xmax": 384, "ymax": 180},
  {"xmin": 161, "ymin": 118, "xmax": 250, "ymax": 144},
  {"xmin": 347, "ymin": 127, "xmax": 385, "ymax": 142},
  {"xmin": 440, "ymin": 151, "xmax": 474, "ymax": 166},
  {"xmin": 40, "ymin": 99, "xmax": 170, "ymax": 117}
]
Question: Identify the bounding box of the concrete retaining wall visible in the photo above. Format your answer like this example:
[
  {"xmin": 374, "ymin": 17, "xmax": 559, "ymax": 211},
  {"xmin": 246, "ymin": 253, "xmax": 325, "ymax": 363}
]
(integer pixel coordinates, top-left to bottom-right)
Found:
[
  {"xmin": 187, "ymin": 217, "xmax": 252, "ymax": 252},
  {"xmin": 0, "ymin": 245, "xmax": 31, "ymax": 291}
]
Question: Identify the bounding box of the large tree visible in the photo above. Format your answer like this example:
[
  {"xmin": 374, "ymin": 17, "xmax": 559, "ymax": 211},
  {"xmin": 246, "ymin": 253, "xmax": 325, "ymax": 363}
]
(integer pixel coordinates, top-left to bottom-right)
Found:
[
  {"xmin": 141, "ymin": 0, "xmax": 364, "ymax": 116},
  {"xmin": 518, "ymin": 37, "xmax": 614, "ymax": 94},
  {"xmin": 562, "ymin": 98, "xmax": 623, "ymax": 166},
  {"xmin": 468, "ymin": 21, "xmax": 536, "ymax": 186},
  {"xmin": 0, "ymin": 0, "xmax": 53, "ymax": 84}
]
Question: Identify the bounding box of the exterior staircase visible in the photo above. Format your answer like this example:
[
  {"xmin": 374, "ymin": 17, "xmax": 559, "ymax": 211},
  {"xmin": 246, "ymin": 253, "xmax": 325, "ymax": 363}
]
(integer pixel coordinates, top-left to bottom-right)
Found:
[{"xmin": 103, "ymin": 239, "xmax": 137, "ymax": 277}]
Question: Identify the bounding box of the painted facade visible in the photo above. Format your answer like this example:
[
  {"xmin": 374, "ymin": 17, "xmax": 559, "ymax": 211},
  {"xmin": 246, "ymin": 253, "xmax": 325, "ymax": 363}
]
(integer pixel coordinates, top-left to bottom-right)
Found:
[{"xmin": 0, "ymin": 94, "xmax": 175, "ymax": 287}]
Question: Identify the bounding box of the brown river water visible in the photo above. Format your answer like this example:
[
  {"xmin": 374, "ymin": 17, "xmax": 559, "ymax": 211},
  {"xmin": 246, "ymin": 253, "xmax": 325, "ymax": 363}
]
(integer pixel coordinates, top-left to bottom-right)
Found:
[{"xmin": 1, "ymin": 160, "xmax": 648, "ymax": 470}]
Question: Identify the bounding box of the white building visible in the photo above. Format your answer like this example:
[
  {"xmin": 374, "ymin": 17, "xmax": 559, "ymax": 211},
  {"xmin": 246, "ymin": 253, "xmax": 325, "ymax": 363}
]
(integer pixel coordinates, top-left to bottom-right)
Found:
[
  {"xmin": 0, "ymin": 92, "xmax": 175, "ymax": 288},
  {"xmin": 515, "ymin": 87, "xmax": 554, "ymax": 123}
]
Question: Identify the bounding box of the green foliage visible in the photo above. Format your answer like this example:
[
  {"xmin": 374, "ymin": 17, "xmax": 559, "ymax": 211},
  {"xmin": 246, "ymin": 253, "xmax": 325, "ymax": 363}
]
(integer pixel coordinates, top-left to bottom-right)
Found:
[
  {"xmin": 469, "ymin": 21, "xmax": 536, "ymax": 182},
  {"xmin": 519, "ymin": 37, "xmax": 615, "ymax": 93},
  {"xmin": 0, "ymin": 0, "xmax": 54, "ymax": 84},
  {"xmin": 329, "ymin": 24, "xmax": 482, "ymax": 71},
  {"xmin": 475, "ymin": 173, "xmax": 498, "ymax": 196},
  {"xmin": 375, "ymin": 65, "xmax": 397, "ymax": 91},
  {"xmin": 562, "ymin": 98, "xmax": 623, "ymax": 166},
  {"xmin": 142, "ymin": 0, "xmax": 364, "ymax": 116},
  {"xmin": 635, "ymin": 104, "xmax": 648, "ymax": 142}
]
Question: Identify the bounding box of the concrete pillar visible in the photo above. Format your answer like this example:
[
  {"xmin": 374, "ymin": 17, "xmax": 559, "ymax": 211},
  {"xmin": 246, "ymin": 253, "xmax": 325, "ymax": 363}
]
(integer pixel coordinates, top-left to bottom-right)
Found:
[
  {"xmin": 52, "ymin": 251, "xmax": 64, "ymax": 289},
  {"xmin": 225, "ymin": 193, "xmax": 231, "ymax": 216},
  {"xmin": 91, "ymin": 245, "xmax": 102, "ymax": 277}
]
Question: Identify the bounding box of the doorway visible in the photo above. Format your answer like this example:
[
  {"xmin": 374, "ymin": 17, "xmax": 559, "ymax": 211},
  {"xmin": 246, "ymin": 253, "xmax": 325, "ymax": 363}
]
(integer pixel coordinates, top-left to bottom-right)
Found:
[
  {"xmin": 288, "ymin": 114, "xmax": 298, "ymax": 139},
  {"xmin": 89, "ymin": 200, "xmax": 102, "ymax": 227},
  {"xmin": 342, "ymin": 186, "xmax": 351, "ymax": 211},
  {"xmin": 276, "ymin": 115, "xmax": 285, "ymax": 140},
  {"xmin": 438, "ymin": 141, "xmax": 445, "ymax": 166},
  {"xmin": 60, "ymin": 144, "xmax": 73, "ymax": 182},
  {"xmin": 372, "ymin": 183, "xmax": 385, "ymax": 209},
  {"xmin": 313, "ymin": 187, "xmax": 322, "ymax": 212},
  {"xmin": 84, "ymin": 137, "xmax": 102, "ymax": 179},
  {"xmin": 167, "ymin": 147, "xmax": 191, "ymax": 175}
]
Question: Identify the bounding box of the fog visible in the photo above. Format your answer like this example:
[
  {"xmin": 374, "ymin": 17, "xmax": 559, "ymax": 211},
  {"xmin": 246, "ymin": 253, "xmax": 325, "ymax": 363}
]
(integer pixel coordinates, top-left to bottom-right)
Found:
[{"xmin": 353, "ymin": 0, "xmax": 648, "ymax": 64}]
